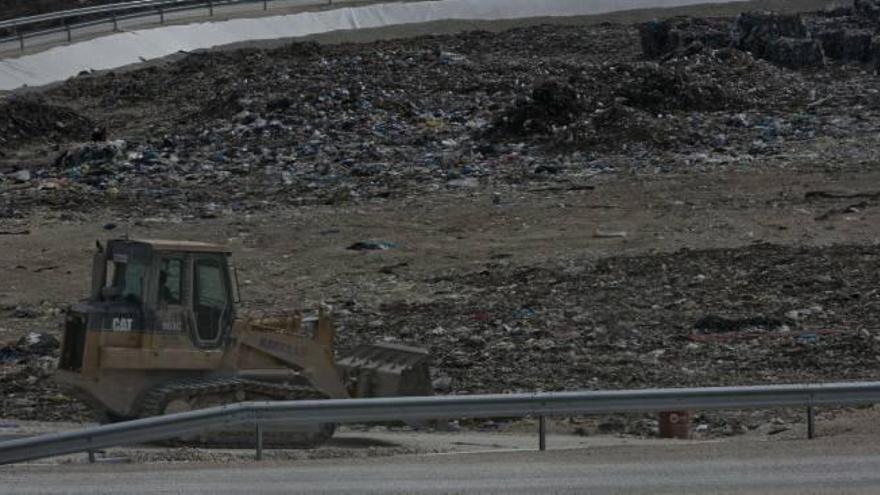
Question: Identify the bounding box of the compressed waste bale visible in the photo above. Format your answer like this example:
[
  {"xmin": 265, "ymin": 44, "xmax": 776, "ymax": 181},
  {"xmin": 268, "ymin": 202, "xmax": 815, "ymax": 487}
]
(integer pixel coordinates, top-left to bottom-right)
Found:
[
  {"xmin": 854, "ymin": 0, "xmax": 880, "ymax": 21},
  {"xmin": 638, "ymin": 17, "xmax": 731, "ymax": 59},
  {"xmin": 735, "ymin": 12, "xmax": 825, "ymax": 68},
  {"xmin": 817, "ymin": 29, "xmax": 873, "ymax": 62},
  {"xmin": 763, "ymin": 37, "xmax": 826, "ymax": 68}
]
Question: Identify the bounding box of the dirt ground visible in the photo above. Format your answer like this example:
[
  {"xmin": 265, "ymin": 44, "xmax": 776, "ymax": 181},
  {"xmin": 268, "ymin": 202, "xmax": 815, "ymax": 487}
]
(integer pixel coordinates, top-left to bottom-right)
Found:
[
  {"xmin": 3, "ymin": 166, "xmax": 880, "ymax": 333},
  {"xmin": 4, "ymin": 150, "xmax": 880, "ymax": 427},
  {"xmin": 3, "ymin": 0, "xmax": 880, "ymax": 441}
]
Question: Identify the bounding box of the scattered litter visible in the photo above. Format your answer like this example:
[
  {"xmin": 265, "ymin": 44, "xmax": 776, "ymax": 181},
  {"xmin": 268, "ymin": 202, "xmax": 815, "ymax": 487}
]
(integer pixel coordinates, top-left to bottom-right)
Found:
[
  {"xmin": 347, "ymin": 241, "xmax": 399, "ymax": 251},
  {"xmin": 797, "ymin": 333, "xmax": 819, "ymax": 344},
  {"xmin": 693, "ymin": 315, "xmax": 789, "ymax": 334},
  {"xmin": 805, "ymin": 190, "xmax": 880, "ymax": 201},
  {"xmin": 15, "ymin": 332, "xmax": 60, "ymax": 354},
  {"xmin": 12, "ymin": 307, "xmax": 38, "ymax": 319},
  {"xmin": 594, "ymin": 230, "xmax": 628, "ymax": 239},
  {"xmin": 32, "ymin": 265, "xmax": 60, "ymax": 273},
  {"xmin": 10, "ymin": 170, "xmax": 31, "ymax": 183},
  {"xmin": 379, "ymin": 262, "xmax": 409, "ymax": 274},
  {"xmin": 0, "ymin": 346, "xmax": 17, "ymax": 364}
]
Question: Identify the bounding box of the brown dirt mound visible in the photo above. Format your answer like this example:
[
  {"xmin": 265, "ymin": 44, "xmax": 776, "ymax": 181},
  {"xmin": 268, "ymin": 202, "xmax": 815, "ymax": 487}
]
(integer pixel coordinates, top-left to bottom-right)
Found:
[{"xmin": 0, "ymin": 97, "xmax": 95, "ymax": 150}]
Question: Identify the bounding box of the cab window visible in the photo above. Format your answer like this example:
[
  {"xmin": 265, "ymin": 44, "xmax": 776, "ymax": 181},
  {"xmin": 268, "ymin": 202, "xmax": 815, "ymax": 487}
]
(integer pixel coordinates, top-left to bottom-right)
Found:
[
  {"xmin": 193, "ymin": 257, "xmax": 230, "ymax": 343},
  {"xmin": 159, "ymin": 258, "xmax": 183, "ymax": 305},
  {"xmin": 111, "ymin": 259, "xmax": 147, "ymax": 303}
]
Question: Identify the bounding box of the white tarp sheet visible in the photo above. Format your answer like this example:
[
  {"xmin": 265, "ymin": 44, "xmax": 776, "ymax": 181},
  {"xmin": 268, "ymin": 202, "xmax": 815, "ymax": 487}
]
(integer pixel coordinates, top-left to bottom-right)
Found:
[{"xmin": 0, "ymin": 0, "xmax": 746, "ymax": 91}]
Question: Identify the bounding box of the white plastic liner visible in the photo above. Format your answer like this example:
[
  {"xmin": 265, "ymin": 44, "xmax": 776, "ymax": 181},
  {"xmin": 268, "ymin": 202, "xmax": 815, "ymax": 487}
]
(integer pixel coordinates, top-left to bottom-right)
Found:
[{"xmin": 0, "ymin": 0, "xmax": 746, "ymax": 91}]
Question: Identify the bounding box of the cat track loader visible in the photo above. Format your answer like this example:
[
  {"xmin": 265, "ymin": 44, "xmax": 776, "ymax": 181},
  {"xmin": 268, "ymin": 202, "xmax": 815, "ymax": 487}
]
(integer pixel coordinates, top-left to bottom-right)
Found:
[{"xmin": 55, "ymin": 239, "xmax": 432, "ymax": 447}]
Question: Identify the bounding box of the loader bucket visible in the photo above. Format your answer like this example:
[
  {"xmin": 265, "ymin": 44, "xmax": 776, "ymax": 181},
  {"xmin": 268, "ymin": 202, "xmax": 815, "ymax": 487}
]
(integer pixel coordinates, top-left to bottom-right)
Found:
[{"xmin": 336, "ymin": 342, "xmax": 433, "ymax": 398}]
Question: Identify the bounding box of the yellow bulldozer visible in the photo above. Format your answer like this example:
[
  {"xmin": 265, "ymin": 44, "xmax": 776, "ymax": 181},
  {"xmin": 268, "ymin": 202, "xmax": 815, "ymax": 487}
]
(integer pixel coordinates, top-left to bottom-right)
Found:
[{"xmin": 55, "ymin": 239, "xmax": 432, "ymax": 446}]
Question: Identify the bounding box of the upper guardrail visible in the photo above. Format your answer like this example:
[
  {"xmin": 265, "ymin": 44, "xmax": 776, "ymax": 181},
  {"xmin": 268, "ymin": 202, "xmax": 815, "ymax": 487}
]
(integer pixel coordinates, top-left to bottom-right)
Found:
[
  {"xmin": 0, "ymin": 0, "xmax": 196, "ymax": 30},
  {"xmin": 0, "ymin": 0, "xmax": 349, "ymax": 53},
  {"xmin": 2, "ymin": 381, "xmax": 880, "ymax": 466}
]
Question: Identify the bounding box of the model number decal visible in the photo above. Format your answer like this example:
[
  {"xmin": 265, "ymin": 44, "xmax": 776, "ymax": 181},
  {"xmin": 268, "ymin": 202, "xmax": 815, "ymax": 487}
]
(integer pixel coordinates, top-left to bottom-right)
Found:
[
  {"xmin": 160, "ymin": 318, "xmax": 182, "ymax": 332},
  {"xmin": 112, "ymin": 318, "xmax": 133, "ymax": 332}
]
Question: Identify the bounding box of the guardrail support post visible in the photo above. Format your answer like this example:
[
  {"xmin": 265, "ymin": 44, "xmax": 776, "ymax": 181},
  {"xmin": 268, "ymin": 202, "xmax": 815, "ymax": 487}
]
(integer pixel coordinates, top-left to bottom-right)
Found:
[
  {"xmin": 538, "ymin": 416, "xmax": 547, "ymax": 451},
  {"xmin": 807, "ymin": 406, "xmax": 816, "ymax": 439},
  {"xmin": 17, "ymin": 29, "xmax": 24, "ymax": 52},
  {"xmin": 111, "ymin": 13, "xmax": 118, "ymax": 32},
  {"xmin": 158, "ymin": 7, "xmax": 164, "ymax": 24},
  {"xmin": 255, "ymin": 423, "xmax": 263, "ymax": 461},
  {"xmin": 263, "ymin": 0, "xmax": 268, "ymax": 10},
  {"xmin": 208, "ymin": 0, "xmax": 214, "ymax": 16},
  {"xmin": 64, "ymin": 21, "xmax": 72, "ymax": 42},
  {"xmin": 87, "ymin": 450, "xmax": 95, "ymax": 463}
]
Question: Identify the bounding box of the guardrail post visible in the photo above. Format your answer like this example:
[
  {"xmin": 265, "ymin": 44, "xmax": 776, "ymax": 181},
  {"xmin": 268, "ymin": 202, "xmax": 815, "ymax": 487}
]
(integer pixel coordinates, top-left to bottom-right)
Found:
[
  {"xmin": 86, "ymin": 435, "xmax": 96, "ymax": 463},
  {"xmin": 64, "ymin": 20, "xmax": 72, "ymax": 42},
  {"xmin": 807, "ymin": 406, "xmax": 816, "ymax": 439},
  {"xmin": 111, "ymin": 12, "xmax": 118, "ymax": 32},
  {"xmin": 255, "ymin": 423, "xmax": 263, "ymax": 461},
  {"xmin": 538, "ymin": 416, "xmax": 547, "ymax": 451},
  {"xmin": 158, "ymin": 7, "xmax": 165, "ymax": 24},
  {"xmin": 208, "ymin": 0, "xmax": 214, "ymax": 16},
  {"xmin": 263, "ymin": 0, "xmax": 268, "ymax": 10},
  {"xmin": 16, "ymin": 29, "xmax": 24, "ymax": 52}
]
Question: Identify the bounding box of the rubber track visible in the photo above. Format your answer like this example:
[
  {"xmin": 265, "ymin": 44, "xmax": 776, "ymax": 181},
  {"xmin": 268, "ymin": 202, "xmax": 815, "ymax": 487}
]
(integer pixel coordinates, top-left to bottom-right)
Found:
[{"xmin": 136, "ymin": 377, "xmax": 335, "ymax": 448}]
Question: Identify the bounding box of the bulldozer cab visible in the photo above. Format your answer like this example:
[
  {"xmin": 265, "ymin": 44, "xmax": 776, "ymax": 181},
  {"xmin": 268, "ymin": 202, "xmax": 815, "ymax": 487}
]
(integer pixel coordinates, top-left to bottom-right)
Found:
[
  {"xmin": 60, "ymin": 239, "xmax": 236, "ymax": 374},
  {"xmin": 97, "ymin": 239, "xmax": 234, "ymax": 348}
]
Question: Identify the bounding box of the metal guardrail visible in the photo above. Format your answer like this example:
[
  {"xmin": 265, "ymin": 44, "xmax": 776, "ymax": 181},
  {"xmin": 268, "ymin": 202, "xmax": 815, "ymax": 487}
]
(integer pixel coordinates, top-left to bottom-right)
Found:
[
  {"xmin": 2, "ymin": 381, "xmax": 880, "ymax": 465},
  {"xmin": 0, "ymin": 0, "xmax": 195, "ymax": 29},
  {"xmin": 0, "ymin": 0, "xmax": 350, "ymax": 53}
]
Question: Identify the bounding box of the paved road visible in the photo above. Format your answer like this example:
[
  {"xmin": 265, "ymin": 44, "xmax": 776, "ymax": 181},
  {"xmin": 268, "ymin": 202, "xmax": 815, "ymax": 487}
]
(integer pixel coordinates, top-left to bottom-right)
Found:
[{"xmin": 3, "ymin": 436, "xmax": 880, "ymax": 494}]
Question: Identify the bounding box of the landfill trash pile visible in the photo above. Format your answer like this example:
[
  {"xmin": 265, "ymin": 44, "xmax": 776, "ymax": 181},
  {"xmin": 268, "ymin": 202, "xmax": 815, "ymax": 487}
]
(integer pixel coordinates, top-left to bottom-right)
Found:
[
  {"xmin": 0, "ymin": 332, "xmax": 91, "ymax": 422},
  {"xmin": 0, "ymin": 97, "xmax": 95, "ymax": 150},
  {"xmin": 2, "ymin": 10, "xmax": 879, "ymax": 218},
  {"xmin": 334, "ymin": 243, "xmax": 880, "ymax": 395},
  {"xmin": 486, "ymin": 47, "xmax": 805, "ymax": 150}
]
